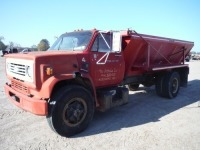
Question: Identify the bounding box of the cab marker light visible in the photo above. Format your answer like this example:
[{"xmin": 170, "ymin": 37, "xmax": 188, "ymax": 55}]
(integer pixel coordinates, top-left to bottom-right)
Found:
[{"xmin": 46, "ymin": 67, "xmax": 53, "ymax": 75}]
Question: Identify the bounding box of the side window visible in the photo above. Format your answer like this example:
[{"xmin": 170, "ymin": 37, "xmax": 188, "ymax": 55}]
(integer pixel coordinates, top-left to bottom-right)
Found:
[{"xmin": 92, "ymin": 33, "xmax": 112, "ymax": 52}]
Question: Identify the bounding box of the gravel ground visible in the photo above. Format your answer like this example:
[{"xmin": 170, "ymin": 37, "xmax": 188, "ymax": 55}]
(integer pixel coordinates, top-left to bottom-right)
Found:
[{"xmin": 0, "ymin": 57, "xmax": 200, "ymax": 150}]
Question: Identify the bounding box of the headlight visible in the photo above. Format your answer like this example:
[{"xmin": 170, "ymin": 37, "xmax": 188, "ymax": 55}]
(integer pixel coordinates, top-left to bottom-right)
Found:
[{"xmin": 26, "ymin": 65, "xmax": 33, "ymax": 78}]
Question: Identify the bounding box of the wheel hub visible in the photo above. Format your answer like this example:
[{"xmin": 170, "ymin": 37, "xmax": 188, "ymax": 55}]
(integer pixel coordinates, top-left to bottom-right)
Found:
[
  {"xmin": 63, "ymin": 98, "xmax": 87, "ymax": 127},
  {"xmin": 172, "ymin": 78, "xmax": 178, "ymax": 94}
]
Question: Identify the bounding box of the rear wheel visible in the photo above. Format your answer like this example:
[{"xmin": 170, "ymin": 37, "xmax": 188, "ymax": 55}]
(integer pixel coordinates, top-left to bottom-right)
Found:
[
  {"xmin": 47, "ymin": 85, "xmax": 94, "ymax": 137},
  {"xmin": 142, "ymin": 83, "xmax": 153, "ymax": 87},
  {"xmin": 163, "ymin": 72, "xmax": 180, "ymax": 98},
  {"xmin": 155, "ymin": 75, "xmax": 165, "ymax": 97},
  {"xmin": 128, "ymin": 83, "xmax": 140, "ymax": 91},
  {"xmin": 156, "ymin": 72, "xmax": 180, "ymax": 99}
]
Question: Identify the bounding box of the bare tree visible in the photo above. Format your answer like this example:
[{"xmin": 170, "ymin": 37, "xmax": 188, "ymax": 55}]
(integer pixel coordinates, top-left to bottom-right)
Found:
[
  {"xmin": 15, "ymin": 43, "xmax": 21, "ymax": 48},
  {"xmin": 31, "ymin": 45, "xmax": 37, "ymax": 48},
  {"xmin": 0, "ymin": 41, "xmax": 6, "ymax": 50},
  {"xmin": 9, "ymin": 41, "xmax": 14, "ymax": 49},
  {"xmin": 31, "ymin": 45, "xmax": 38, "ymax": 51},
  {"xmin": 0, "ymin": 36, "xmax": 6, "ymax": 50},
  {"xmin": 0, "ymin": 36, "xmax": 5, "ymax": 41}
]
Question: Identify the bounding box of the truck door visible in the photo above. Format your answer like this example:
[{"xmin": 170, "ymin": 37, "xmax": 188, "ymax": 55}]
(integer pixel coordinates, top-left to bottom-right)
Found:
[{"xmin": 89, "ymin": 32, "xmax": 125, "ymax": 87}]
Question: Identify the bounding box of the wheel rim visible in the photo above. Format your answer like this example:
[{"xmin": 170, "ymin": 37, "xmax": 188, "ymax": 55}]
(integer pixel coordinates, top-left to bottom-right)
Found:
[
  {"xmin": 129, "ymin": 84, "xmax": 139, "ymax": 90},
  {"xmin": 62, "ymin": 98, "xmax": 87, "ymax": 127},
  {"xmin": 171, "ymin": 78, "xmax": 179, "ymax": 94},
  {"xmin": 131, "ymin": 84, "xmax": 139, "ymax": 88}
]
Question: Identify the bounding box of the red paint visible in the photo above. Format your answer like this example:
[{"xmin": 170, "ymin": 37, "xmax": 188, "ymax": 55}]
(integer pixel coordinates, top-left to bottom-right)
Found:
[{"xmin": 4, "ymin": 29, "xmax": 194, "ymax": 115}]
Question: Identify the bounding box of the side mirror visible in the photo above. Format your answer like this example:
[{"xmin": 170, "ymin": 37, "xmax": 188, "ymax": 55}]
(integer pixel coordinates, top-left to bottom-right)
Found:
[{"xmin": 112, "ymin": 32, "xmax": 121, "ymax": 52}]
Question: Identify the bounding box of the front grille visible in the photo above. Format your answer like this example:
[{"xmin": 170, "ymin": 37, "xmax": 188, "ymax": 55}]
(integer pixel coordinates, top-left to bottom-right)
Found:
[
  {"xmin": 6, "ymin": 58, "xmax": 34, "ymax": 83},
  {"xmin": 11, "ymin": 81, "xmax": 29, "ymax": 94},
  {"xmin": 9, "ymin": 63, "xmax": 26, "ymax": 76}
]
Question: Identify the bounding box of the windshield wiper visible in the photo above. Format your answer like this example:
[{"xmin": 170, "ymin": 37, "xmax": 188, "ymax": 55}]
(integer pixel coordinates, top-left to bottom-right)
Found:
[{"xmin": 72, "ymin": 38, "xmax": 75, "ymax": 51}]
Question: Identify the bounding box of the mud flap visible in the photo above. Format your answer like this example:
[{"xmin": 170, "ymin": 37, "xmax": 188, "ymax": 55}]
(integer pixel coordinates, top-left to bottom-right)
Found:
[{"xmin": 179, "ymin": 67, "xmax": 189, "ymax": 87}]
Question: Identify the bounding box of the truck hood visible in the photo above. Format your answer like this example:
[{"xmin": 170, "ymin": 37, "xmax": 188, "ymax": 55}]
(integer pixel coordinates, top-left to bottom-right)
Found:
[
  {"xmin": 5, "ymin": 50, "xmax": 80, "ymax": 60},
  {"xmin": 5, "ymin": 50, "xmax": 81, "ymax": 76},
  {"xmin": 5, "ymin": 50, "xmax": 80, "ymax": 90}
]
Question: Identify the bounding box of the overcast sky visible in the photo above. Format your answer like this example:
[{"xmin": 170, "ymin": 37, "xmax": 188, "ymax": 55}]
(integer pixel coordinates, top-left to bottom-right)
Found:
[{"xmin": 0, "ymin": 0, "xmax": 199, "ymax": 51}]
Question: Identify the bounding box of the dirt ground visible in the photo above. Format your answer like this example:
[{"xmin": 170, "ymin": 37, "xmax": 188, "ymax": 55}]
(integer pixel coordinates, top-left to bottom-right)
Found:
[{"xmin": 0, "ymin": 57, "xmax": 200, "ymax": 150}]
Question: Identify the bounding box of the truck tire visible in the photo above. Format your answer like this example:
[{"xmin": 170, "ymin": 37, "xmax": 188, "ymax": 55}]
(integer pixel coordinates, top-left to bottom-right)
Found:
[
  {"xmin": 162, "ymin": 72, "xmax": 180, "ymax": 99},
  {"xmin": 155, "ymin": 75, "xmax": 164, "ymax": 97},
  {"xmin": 46, "ymin": 85, "xmax": 95, "ymax": 137},
  {"xmin": 142, "ymin": 83, "xmax": 153, "ymax": 87},
  {"xmin": 128, "ymin": 84, "xmax": 140, "ymax": 91}
]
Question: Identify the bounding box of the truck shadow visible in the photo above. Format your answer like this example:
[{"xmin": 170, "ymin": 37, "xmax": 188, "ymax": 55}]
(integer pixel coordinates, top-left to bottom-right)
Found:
[{"xmin": 74, "ymin": 79, "xmax": 200, "ymax": 138}]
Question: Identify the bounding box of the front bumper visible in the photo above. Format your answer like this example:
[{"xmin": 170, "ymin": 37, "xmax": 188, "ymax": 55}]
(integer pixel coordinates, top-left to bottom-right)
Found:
[{"xmin": 4, "ymin": 83, "xmax": 48, "ymax": 116}]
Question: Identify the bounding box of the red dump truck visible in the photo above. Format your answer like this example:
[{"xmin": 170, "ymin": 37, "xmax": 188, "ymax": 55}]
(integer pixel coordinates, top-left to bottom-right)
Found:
[{"xmin": 4, "ymin": 29, "xmax": 194, "ymax": 137}]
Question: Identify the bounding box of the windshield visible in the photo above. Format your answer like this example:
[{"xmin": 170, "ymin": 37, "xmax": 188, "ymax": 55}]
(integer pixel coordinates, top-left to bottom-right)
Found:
[{"xmin": 49, "ymin": 31, "xmax": 92, "ymax": 51}]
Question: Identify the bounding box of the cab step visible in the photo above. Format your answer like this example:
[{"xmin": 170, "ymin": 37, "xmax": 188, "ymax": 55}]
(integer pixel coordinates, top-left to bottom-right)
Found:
[{"xmin": 97, "ymin": 87, "xmax": 128, "ymax": 112}]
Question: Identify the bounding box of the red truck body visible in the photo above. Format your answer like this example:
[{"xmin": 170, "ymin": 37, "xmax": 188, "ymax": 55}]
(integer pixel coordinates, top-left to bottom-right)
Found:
[
  {"xmin": 4, "ymin": 29, "xmax": 194, "ymax": 136},
  {"xmin": 122, "ymin": 32, "xmax": 193, "ymax": 73}
]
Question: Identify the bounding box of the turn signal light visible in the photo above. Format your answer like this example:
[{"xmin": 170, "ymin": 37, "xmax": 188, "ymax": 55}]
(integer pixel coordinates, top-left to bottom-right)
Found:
[{"xmin": 46, "ymin": 67, "xmax": 53, "ymax": 75}]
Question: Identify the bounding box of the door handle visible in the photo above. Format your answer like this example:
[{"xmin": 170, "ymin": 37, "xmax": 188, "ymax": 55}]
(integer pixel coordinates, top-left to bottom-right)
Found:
[{"xmin": 115, "ymin": 55, "xmax": 122, "ymax": 57}]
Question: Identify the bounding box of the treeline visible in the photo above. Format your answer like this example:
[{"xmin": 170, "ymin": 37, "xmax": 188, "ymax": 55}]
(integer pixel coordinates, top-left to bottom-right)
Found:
[{"xmin": 0, "ymin": 36, "xmax": 50, "ymax": 51}]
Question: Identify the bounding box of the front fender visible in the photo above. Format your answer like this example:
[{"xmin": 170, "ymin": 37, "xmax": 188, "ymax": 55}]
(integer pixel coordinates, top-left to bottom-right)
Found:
[
  {"xmin": 39, "ymin": 74, "xmax": 74, "ymax": 98},
  {"xmin": 80, "ymin": 72, "xmax": 99, "ymax": 107}
]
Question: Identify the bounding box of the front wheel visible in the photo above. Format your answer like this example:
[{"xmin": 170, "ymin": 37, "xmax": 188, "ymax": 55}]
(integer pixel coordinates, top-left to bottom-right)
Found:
[
  {"xmin": 128, "ymin": 83, "xmax": 140, "ymax": 91},
  {"xmin": 47, "ymin": 85, "xmax": 95, "ymax": 137}
]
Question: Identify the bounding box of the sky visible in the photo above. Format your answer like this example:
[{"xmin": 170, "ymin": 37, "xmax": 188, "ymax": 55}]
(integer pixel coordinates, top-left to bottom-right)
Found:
[{"xmin": 0, "ymin": 0, "xmax": 200, "ymax": 52}]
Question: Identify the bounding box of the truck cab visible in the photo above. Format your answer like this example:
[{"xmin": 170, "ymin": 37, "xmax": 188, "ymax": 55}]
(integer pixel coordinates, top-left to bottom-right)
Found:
[{"xmin": 48, "ymin": 30, "xmax": 125, "ymax": 88}]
